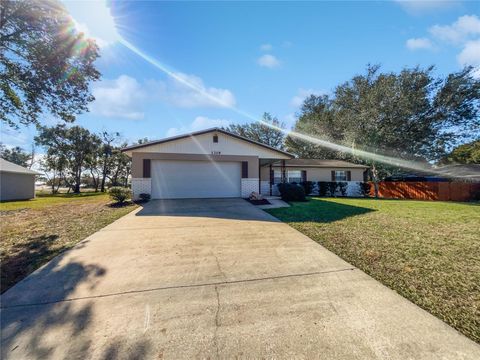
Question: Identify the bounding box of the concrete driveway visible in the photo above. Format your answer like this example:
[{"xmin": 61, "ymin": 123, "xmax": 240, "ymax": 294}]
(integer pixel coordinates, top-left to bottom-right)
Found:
[{"xmin": 2, "ymin": 198, "xmax": 479, "ymax": 359}]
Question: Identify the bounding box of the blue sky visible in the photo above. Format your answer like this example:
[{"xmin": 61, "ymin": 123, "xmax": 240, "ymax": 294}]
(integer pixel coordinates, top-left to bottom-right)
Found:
[{"xmin": 3, "ymin": 0, "xmax": 480, "ymax": 149}]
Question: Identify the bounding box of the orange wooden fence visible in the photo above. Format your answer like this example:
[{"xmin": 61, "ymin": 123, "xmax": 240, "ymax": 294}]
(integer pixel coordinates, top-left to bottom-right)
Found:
[{"xmin": 369, "ymin": 181, "xmax": 480, "ymax": 202}]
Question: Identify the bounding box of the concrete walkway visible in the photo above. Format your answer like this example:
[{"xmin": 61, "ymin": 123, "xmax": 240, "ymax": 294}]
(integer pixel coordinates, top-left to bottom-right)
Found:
[{"xmin": 1, "ymin": 198, "xmax": 479, "ymax": 359}]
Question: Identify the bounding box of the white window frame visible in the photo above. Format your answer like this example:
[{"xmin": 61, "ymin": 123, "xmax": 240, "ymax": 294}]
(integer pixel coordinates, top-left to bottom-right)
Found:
[
  {"xmin": 287, "ymin": 170, "xmax": 302, "ymax": 183},
  {"xmin": 335, "ymin": 170, "xmax": 347, "ymax": 181}
]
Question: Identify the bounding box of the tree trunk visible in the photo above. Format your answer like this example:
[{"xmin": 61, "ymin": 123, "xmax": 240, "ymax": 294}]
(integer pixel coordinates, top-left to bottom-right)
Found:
[
  {"xmin": 74, "ymin": 169, "xmax": 81, "ymax": 193},
  {"xmin": 90, "ymin": 169, "xmax": 98, "ymax": 192},
  {"xmin": 371, "ymin": 163, "xmax": 379, "ymax": 198},
  {"xmin": 101, "ymin": 157, "xmax": 108, "ymax": 192}
]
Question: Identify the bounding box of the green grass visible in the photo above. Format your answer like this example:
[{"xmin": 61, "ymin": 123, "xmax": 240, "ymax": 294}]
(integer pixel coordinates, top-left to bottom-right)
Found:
[
  {"xmin": 0, "ymin": 191, "xmax": 106, "ymax": 211},
  {"xmin": 267, "ymin": 197, "xmax": 480, "ymax": 343},
  {"xmin": 1, "ymin": 192, "xmax": 138, "ymax": 292}
]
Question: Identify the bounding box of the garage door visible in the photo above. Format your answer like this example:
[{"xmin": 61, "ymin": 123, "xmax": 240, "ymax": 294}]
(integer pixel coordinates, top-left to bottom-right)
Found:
[{"xmin": 151, "ymin": 160, "xmax": 241, "ymax": 199}]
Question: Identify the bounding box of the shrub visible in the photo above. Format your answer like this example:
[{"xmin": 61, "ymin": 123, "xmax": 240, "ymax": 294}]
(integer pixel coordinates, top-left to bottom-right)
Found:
[
  {"xmin": 317, "ymin": 181, "xmax": 329, "ymax": 197},
  {"xmin": 359, "ymin": 182, "xmax": 371, "ymax": 197},
  {"xmin": 471, "ymin": 188, "xmax": 480, "ymax": 201},
  {"xmin": 327, "ymin": 181, "xmax": 339, "ymax": 197},
  {"xmin": 300, "ymin": 181, "xmax": 314, "ymax": 195},
  {"xmin": 139, "ymin": 193, "xmax": 151, "ymax": 202},
  {"xmin": 338, "ymin": 182, "xmax": 348, "ymax": 197},
  {"xmin": 277, "ymin": 183, "xmax": 306, "ymax": 202},
  {"xmin": 109, "ymin": 187, "xmax": 130, "ymax": 204}
]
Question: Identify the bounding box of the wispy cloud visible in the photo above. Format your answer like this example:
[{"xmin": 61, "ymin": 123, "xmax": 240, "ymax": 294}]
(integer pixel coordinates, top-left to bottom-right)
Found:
[
  {"xmin": 395, "ymin": 0, "xmax": 460, "ymax": 15},
  {"xmin": 457, "ymin": 39, "xmax": 480, "ymax": 67},
  {"xmin": 90, "ymin": 71, "xmax": 237, "ymax": 120},
  {"xmin": 429, "ymin": 14, "xmax": 480, "ymax": 44},
  {"xmin": 148, "ymin": 72, "xmax": 236, "ymax": 108},
  {"xmin": 257, "ymin": 54, "xmax": 281, "ymax": 68},
  {"xmin": 166, "ymin": 116, "xmax": 231, "ymax": 137},
  {"xmin": 90, "ymin": 75, "xmax": 146, "ymax": 120},
  {"xmin": 406, "ymin": 37, "xmax": 435, "ymax": 50},
  {"xmin": 260, "ymin": 43, "xmax": 273, "ymax": 51},
  {"xmin": 405, "ymin": 14, "xmax": 480, "ymax": 72}
]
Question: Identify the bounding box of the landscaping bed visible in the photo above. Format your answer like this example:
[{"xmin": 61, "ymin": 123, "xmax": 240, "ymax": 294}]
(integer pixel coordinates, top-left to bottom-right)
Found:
[
  {"xmin": 0, "ymin": 192, "xmax": 138, "ymax": 293},
  {"xmin": 266, "ymin": 197, "xmax": 480, "ymax": 343}
]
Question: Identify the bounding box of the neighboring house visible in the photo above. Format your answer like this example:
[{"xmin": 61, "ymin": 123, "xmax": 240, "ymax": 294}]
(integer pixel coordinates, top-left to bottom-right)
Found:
[
  {"xmin": 0, "ymin": 159, "xmax": 40, "ymax": 201},
  {"xmin": 122, "ymin": 128, "xmax": 368, "ymax": 199}
]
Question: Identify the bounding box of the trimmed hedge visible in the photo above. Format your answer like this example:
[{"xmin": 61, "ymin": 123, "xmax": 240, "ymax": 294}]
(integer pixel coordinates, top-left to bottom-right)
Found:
[
  {"xmin": 338, "ymin": 182, "xmax": 348, "ymax": 197},
  {"xmin": 327, "ymin": 182, "xmax": 339, "ymax": 197},
  {"xmin": 359, "ymin": 182, "xmax": 371, "ymax": 197},
  {"xmin": 300, "ymin": 181, "xmax": 314, "ymax": 195},
  {"xmin": 277, "ymin": 183, "xmax": 307, "ymax": 202},
  {"xmin": 318, "ymin": 181, "xmax": 329, "ymax": 197}
]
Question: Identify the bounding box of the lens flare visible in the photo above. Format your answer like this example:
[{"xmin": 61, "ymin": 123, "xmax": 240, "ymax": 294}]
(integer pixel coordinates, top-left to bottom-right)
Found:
[{"xmin": 118, "ymin": 37, "xmax": 474, "ymax": 179}]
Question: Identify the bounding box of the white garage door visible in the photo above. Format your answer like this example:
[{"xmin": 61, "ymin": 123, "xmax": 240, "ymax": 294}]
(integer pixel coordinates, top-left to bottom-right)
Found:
[{"xmin": 151, "ymin": 160, "xmax": 241, "ymax": 199}]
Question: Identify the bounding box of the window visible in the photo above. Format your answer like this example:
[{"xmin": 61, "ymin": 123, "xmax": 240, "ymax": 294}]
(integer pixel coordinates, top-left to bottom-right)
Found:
[
  {"xmin": 273, "ymin": 170, "xmax": 282, "ymax": 184},
  {"xmin": 334, "ymin": 170, "xmax": 347, "ymax": 181},
  {"xmin": 287, "ymin": 170, "xmax": 302, "ymax": 183},
  {"xmin": 213, "ymin": 134, "xmax": 218, "ymax": 143}
]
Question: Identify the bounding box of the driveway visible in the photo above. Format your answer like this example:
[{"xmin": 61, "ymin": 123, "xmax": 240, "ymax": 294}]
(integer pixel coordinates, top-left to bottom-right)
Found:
[{"xmin": 2, "ymin": 198, "xmax": 479, "ymax": 359}]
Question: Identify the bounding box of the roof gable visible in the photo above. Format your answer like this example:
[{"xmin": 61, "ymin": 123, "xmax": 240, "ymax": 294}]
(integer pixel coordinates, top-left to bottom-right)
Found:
[{"xmin": 122, "ymin": 128, "xmax": 293, "ymax": 159}]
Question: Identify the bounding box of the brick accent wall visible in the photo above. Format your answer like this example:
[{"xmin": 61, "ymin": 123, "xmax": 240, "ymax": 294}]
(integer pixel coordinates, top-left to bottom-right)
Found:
[
  {"xmin": 241, "ymin": 178, "xmax": 259, "ymax": 198},
  {"xmin": 131, "ymin": 178, "xmax": 152, "ymax": 200}
]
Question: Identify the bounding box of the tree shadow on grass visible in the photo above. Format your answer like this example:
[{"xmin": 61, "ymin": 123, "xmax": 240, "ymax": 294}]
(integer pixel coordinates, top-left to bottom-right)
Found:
[
  {"xmin": 270, "ymin": 198, "xmax": 375, "ymax": 223},
  {"xmin": 1, "ymin": 234, "xmax": 63, "ymax": 294}
]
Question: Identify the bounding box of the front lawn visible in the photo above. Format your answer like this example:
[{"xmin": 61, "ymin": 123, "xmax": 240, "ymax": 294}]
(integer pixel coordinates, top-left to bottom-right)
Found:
[
  {"xmin": 267, "ymin": 198, "xmax": 480, "ymax": 343},
  {"xmin": 0, "ymin": 192, "xmax": 138, "ymax": 293}
]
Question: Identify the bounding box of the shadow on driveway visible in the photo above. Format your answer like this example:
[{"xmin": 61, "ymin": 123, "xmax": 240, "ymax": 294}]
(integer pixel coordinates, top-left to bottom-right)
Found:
[{"xmin": 135, "ymin": 198, "xmax": 279, "ymax": 222}]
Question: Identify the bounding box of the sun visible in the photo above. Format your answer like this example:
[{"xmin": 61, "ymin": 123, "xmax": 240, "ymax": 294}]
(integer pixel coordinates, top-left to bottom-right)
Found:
[{"xmin": 63, "ymin": 0, "xmax": 120, "ymax": 48}]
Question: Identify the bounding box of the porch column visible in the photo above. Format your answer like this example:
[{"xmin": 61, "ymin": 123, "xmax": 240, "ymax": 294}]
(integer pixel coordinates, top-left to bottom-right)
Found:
[
  {"xmin": 281, "ymin": 160, "xmax": 286, "ymax": 183},
  {"xmin": 269, "ymin": 163, "xmax": 273, "ymax": 196}
]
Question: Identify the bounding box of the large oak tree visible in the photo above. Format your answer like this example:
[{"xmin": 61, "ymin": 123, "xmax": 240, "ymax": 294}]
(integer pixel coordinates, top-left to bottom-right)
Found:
[
  {"xmin": 286, "ymin": 65, "xmax": 480, "ymax": 187},
  {"xmin": 226, "ymin": 112, "xmax": 286, "ymax": 149},
  {"xmin": 0, "ymin": 0, "xmax": 100, "ymax": 128}
]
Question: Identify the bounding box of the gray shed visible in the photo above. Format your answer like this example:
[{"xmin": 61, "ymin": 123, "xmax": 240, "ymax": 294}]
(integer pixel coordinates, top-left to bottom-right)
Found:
[{"xmin": 0, "ymin": 158, "xmax": 40, "ymax": 201}]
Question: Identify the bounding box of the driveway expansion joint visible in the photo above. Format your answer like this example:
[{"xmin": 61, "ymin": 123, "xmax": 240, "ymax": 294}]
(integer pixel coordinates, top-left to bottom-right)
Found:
[{"xmin": 1, "ymin": 267, "xmax": 356, "ymax": 309}]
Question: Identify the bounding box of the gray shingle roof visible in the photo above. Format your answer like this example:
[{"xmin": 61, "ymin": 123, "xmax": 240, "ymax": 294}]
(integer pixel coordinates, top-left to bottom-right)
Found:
[{"xmin": 0, "ymin": 158, "xmax": 40, "ymax": 175}]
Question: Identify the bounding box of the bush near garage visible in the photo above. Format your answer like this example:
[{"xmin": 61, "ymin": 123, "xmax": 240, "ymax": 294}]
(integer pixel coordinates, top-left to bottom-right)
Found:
[
  {"xmin": 277, "ymin": 183, "xmax": 307, "ymax": 202},
  {"xmin": 109, "ymin": 187, "xmax": 131, "ymax": 204},
  {"xmin": 138, "ymin": 193, "xmax": 151, "ymax": 202}
]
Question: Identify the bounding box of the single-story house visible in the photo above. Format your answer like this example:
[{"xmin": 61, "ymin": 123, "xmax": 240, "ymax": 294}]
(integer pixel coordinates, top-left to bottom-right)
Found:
[
  {"xmin": 122, "ymin": 128, "xmax": 368, "ymax": 199},
  {"xmin": 0, "ymin": 158, "xmax": 40, "ymax": 201}
]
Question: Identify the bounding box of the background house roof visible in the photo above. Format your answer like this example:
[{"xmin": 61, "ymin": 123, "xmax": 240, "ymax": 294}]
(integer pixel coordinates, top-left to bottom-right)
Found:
[
  {"xmin": 0, "ymin": 158, "xmax": 40, "ymax": 175},
  {"xmin": 270, "ymin": 159, "xmax": 369, "ymax": 168},
  {"xmin": 121, "ymin": 127, "xmax": 294, "ymax": 158}
]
